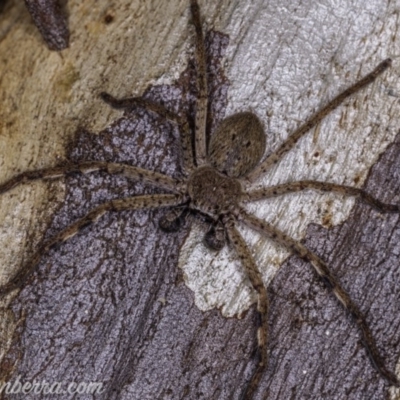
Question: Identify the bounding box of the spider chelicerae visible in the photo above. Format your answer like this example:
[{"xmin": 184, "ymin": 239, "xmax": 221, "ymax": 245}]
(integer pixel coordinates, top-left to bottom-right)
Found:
[{"xmin": 0, "ymin": 0, "xmax": 399, "ymax": 398}]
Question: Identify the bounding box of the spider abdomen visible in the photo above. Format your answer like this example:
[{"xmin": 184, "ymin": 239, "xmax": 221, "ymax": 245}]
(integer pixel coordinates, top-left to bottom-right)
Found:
[
  {"xmin": 208, "ymin": 112, "xmax": 266, "ymax": 178},
  {"xmin": 187, "ymin": 166, "xmax": 242, "ymax": 218}
]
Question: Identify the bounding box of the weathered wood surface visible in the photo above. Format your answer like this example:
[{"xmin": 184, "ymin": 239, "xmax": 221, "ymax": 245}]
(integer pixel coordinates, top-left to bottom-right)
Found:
[
  {"xmin": 24, "ymin": 0, "xmax": 69, "ymax": 50},
  {"xmin": 0, "ymin": 0, "xmax": 399, "ymax": 399}
]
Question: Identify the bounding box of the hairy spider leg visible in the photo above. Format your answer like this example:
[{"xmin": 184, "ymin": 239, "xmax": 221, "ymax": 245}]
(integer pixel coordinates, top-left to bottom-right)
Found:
[
  {"xmin": 100, "ymin": 0, "xmax": 212, "ymax": 173},
  {"xmin": 246, "ymin": 58, "xmax": 392, "ymax": 185},
  {"xmin": 238, "ymin": 207, "xmax": 400, "ymax": 388},
  {"xmin": 233, "ymin": 176, "xmax": 399, "ymax": 397},
  {"xmin": 0, "ymin": 194, "xmax": 184, "ymax": 297},
  {"xmin": 223, "ymin": 216, "xmax": 269, "ymax": 400},
  {"xmin": 190, "ymin": 0, "xmax": 208, "ymax": 166},
  {"xmin": 0, "ymin": 161, "xmax": 182, "ymax": 195},
  {"xmin": 245, "ymin": 180, "xmax": 399, "ymax": 213},
  {"xmin": 100, "ymin": 0, "xmax": 213, "ymax": 172}
]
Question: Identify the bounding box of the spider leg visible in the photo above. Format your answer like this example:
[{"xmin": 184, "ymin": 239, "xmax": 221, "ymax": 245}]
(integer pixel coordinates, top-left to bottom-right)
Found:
[
  {"xmin": 245, "ymin": 180, "xmax": 399, "ymax": 213},
  {"xmin": 0, "ymin": 193, "xmax": 184, "ymax": 297},
  {"xmin": 237, "ymin": 207, "xmax": 400, "ymax": 387},
  {"xmin": 223, "ymin": 215, "xmax": 269, "ymax": 400},
  {"xmin": 246, "ymin": 58, "xmax": 392, "ymax": 184},
  {"xmin": 190, "ymin": 0, "xmax": 208, "ymax": 166},
  {"xmin": 100, "ymin": 93, "xmax": 195, "ymax": 173},
  {"xmin": 0, "ymin": 161, "xmax": 183, "ymax": 196}
]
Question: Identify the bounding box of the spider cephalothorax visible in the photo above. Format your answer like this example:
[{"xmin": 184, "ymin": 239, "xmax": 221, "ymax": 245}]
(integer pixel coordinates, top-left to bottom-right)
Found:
[
  {"xmin": 0, "ymin": 1, "xmax": 398, "ymax": 399},
  {"xmin": 187, "ymin": 165, "xmax": 242, "ymax": 217}
]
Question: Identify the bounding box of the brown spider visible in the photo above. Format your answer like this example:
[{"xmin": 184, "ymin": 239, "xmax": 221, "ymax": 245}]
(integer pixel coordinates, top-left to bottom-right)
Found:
[{"xmin": 0, "ymin": 0, "xmax": 399, "ymax": 398}]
